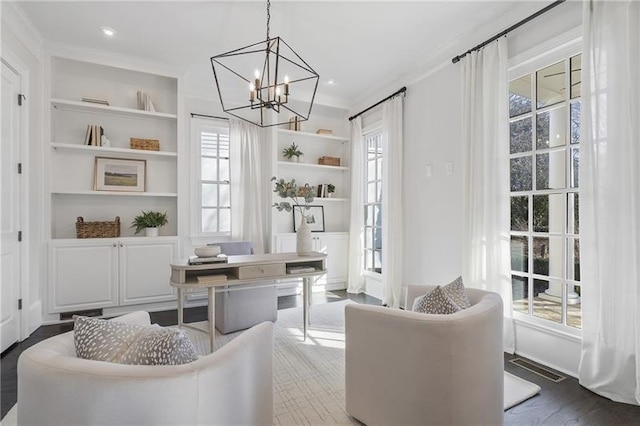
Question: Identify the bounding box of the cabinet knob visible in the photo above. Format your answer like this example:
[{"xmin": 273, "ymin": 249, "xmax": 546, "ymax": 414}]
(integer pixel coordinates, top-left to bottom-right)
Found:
[
  {"xmin": 120, "ymin": 243, "xmax": 123, "ymax": 247},
  {"xmin": 113, "ymin": 243, "xmax": 117, "ymax": 247}
]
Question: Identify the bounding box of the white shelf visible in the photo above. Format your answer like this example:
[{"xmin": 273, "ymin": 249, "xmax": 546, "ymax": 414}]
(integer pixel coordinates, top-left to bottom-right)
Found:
[
  {"xmin": 51, "ymin": 143, "xmax": 177, "ymax": 158},
  {"xmin": 52, "ymin": 190, "xmax": 178, "ymax": 197},
  {"xmin": 51, "ymin": 98, "xmax": 178, "ymax": 120},
  {"xmin": 277, "ymin": 128, "xmax": 348, "ymax": 142},
  {"xmin": 277, "ymin": 161, "xmax": 349, "ymax": 171}
]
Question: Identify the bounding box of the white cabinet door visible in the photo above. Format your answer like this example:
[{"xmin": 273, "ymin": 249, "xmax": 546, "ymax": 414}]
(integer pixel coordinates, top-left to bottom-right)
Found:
[
  {"xmin": 119, "ymin": 238, "xmax": 178, "ymax": 305},
  {"xmin": 314, "ymin": 233, "xmax": 349, "ymax": 285},
  {"xmin": 49, "ymin": 240, "xmax": 118, "ymax": 313}
]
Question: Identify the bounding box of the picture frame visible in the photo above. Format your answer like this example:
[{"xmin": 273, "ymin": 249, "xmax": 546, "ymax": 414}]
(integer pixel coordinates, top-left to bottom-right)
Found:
[
  {"xmin": 293, "ymin": 206, "xmax": 325, "ymax": 232},
  {"xmin": 94, "ymin": 157, "xmax": 146, "ymax": 192}
]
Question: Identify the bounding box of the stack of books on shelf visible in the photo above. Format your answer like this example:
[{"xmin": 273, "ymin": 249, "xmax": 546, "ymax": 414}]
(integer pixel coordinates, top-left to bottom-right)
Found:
[
  {"xmin": 81, "ymin": 97, "xmax": 109, "ymax": 106},
  {"xmin": 196, "ymin": 274, "xmax": 227, "ymax": 284},
  {"xmin": 287, "ymin": 266, "xmax": 316, "ymax": 274},
  {"xmin": 84, "ymin": 125, "xmax": 104, "ymax": 146},
  {"xmin": 137, "ymin": 91, "xmax": 156, "ymax": 112},
  {"xmin": 188, "ymin": 254, "xmax": 228, "ymax": 265}
]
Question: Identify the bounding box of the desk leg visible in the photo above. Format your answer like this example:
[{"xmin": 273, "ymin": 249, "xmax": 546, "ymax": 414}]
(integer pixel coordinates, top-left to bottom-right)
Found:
[
  {"xmin": 208, "ymin": 287, "xmax": 216, "ymax": 353},
  {"xmin": 303, "ymin": 276, "xmax": 311, "ymax": 341},
  {"xmin": 177, "ymin": 288, "xmax": 184, "ymax": 328}
]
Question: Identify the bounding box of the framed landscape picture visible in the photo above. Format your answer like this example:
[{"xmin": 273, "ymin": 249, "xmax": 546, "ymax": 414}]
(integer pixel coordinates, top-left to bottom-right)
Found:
[
  {"xmin": 293, "ymin": 205, "xmax": 325, "ymax": 232},
  {"xmin": 94, "ymin": 157, "xmax": 146, "ymax": 192}
]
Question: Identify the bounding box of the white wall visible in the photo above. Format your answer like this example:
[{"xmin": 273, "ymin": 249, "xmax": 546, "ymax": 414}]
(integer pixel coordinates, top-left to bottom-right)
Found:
[
  {"xmin": 397, "ymin": 0, "xmax": 583, "ymax": 375},
  {"xmin": 1, "ymin": 2, "xmax": 45, "ymax": 336}
]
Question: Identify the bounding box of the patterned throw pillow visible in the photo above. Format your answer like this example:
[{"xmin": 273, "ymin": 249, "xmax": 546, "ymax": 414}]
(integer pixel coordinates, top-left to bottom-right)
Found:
[
  {"xmin": 442, "ymin": 276, "xmax": 472, "ymax": 309},
  {"xmin": 412, "ymin": 285, "xmax": 462, "ymax": 315},
  {"xmin": 74, "ymin": 316, "xmax": 198, "ymax": 365}
]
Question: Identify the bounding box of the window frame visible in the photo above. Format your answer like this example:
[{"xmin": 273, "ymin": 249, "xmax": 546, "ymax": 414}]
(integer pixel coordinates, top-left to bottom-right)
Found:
[
  {"xmin": 190, "ymin": 117, "xmax": 231, "ymax": 238},
  {"xmin": 362, "ymin": 127, "xmax": 383, "ymax": 275},
  {"xmin": 508, "ymin": 40, "xmax": 583, "ymax": 337}
]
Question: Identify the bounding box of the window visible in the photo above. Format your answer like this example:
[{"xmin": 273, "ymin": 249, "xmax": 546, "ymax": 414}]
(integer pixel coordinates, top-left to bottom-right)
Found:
[
  {"xmin": 192, "ymin": 119, "xmax": 231, "ymax": 235},
  {"xmin": 509, "ymin": 53, "xmax": 582, "ymax": 330},
  {"xmin": 363, "ymin": 130, "xmax": 382, "ymax": 274}
]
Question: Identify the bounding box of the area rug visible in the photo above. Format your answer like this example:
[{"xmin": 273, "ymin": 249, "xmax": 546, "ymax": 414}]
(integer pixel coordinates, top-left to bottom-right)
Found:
[{"xmin": 1, "ymin": 301, "xmax": 541, "ymax": 426}]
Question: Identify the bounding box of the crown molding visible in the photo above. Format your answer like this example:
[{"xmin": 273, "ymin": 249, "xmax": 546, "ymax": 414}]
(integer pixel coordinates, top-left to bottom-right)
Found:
[{"xmin": 1, "ymin": 2, "xmax": 44, "ymax": 60}]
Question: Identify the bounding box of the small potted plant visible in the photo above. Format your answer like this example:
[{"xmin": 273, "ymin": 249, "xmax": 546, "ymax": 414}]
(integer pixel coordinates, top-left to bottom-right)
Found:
[
  {"xmin": 131, "ymin": 210, "xmax": 168, "ymax": 237},
  {"xmin": 327, "ymin": 184, "xmax": 336, "ymax": 198},
  {"xmin": 282, "ymin": 142, "xmax": 303, "ymax": 163}
]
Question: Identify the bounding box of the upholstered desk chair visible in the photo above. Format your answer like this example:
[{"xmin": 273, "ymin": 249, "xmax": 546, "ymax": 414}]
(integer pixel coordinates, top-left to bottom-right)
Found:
[{"xmin": 345, "ymin": 285, "xmax": 504, "ymax": 426}]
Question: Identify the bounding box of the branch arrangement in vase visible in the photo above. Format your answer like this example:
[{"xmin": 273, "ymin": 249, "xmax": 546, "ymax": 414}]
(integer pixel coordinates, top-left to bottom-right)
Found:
[{"xmin": 271, "ymin": 177, "xmax": 315, "ymax": 216}]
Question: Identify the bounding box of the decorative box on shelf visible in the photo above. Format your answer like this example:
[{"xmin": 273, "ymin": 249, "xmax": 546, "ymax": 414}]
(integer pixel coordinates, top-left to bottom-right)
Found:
[
  {"xmin": 130, "ymin": 138, "xmax": 160, "ymax": 151},
  {"xmin": 315, "ymin": 129, "xmax": 333, "ymax": 135},
  {"xmin": 76, "ymin": 216, "xmax": 121, "ymax": 239},
  {"xmin": 318, "ymin": 156, "xmax": 341, "ymax": 166}
]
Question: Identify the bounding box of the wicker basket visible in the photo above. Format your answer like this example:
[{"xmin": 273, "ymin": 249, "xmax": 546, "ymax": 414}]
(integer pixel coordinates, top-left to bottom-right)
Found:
[
  {"xmin": 318, "ymin": 156, "xmax": 341, "ymax": 166},
  {"xmin": 76, "ymin": 216, "xmax": 121, "ymax": 239},
  {"xmin": 130, "ymin": 138, "xmax": 160, "ymax": 151}
]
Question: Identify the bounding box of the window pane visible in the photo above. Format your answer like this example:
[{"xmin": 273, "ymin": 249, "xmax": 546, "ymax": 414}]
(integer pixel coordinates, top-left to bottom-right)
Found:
[
  {"xmin": 202, "ymin": 183, "xmax": 217, "ymax": 206},
  {"xmin": 568, "ymin": 238, "xmax": 581, "ymax": 282},
  {"xmin": 511, "ymin": 236, "xmax": 528, "ymax": 272},
  {"xmin": 536, "ymin": 151, "xmax": 566, "ymax": 190},
  {"xmin": 365, "ymin": 250, "xmax": 373, "ymax": 271},
  {"xmin": 570, "ymin": 101, "xmax": 581, "ymax": 144},
  {"xmin": 367, "ymin": 160, "xmax": 376, "ymax": 180},
  {"xmin": 571, "ymin": 148, "xmax": 579, "ymax": 188},
  {"xmin": 533, "ymin": 193, "xmax": 564, "ymax": 233},
  {"xmin": 570, "ymin": 54, "xmax": 582, "ymax": 99},
  {"xmin": 365, "ymin": 205, "xmax": 373, "ymax": 226},
  {"xmin": 367, "ymin": 183, "xmax": 376, "ymax": 203},
  {"xmin": 373, "ymin": 205, "xmax": 381, "ymax": 228},
  {"xmin": 568, "ymin": 283, "xmax": 582, "ymax": 329},
  {"xmin": 533, "ymin": 236, "xmax": 564, "ymax": 278},
  {"xmin": 201, "ymin": 132, "xmax": 219, "ymax": 157},
  {"xmin": 511, "ymin": 196, "xmax": 528, "ymax": 231},
  {"xmin": 533, "ymin": 279, "xmax": 562, "ymax": 324},
  {"xmin": 374, "ymin": 250, "xmax": 382, "ymax": 272},
  {"xmin": 512, "ymin": 275, "xmax": 529, "ymax": 314},
  {"xmin": 202, "ymin": 209, "xmax": 218, "ymax": 233},
  {"xmin": 510, "ymin": 117, "xmax": 532, "ymax": 154},
  {"xmin": 219, "ymin": 158, "xmax": 230, "ymax": 182},
  {"xmin": 219, "ymin": 184, "xmax": 230, "ymax": 207},
  {"xmin": 218, "ymin": 136, "xmax": 229, "ymax": 158},
  {"xmin": 219, "ymin": 208, "xmax": 230, "ymax": 233},
  {"xmin": 365, "ymin": 228, "xmax": 373, "ymax": 249},
  {"xmin": 536, "ymin": 107, "xmax": 567, "ymax": 149},
  {"xmin": 509, "ymin": 75, "xmax": 532, "ymax": 118},
  {"xmin": 201, "ymin": 158, "xmax": 217, "ymax": 181},
  {"xmin": 568, "ymin": 193, "xmax": 579, "ymax": 234},
  {"xmin": 537, "ymin": 61, "xmax": 565, "ymax": 108},
  {"xmin": 377, "ymin": 158, "xmax": 382, "ymax": 180},
  {"xmin": 510, "ymin": 156, "xmax": 532, "ymax": 192}
]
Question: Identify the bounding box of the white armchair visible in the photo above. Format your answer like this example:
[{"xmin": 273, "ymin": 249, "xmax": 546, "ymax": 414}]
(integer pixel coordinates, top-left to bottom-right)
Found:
[
  {"xmin": 18, "ymin": 311, "xmax": 273, "ymax": 426},
  {"xmin": 345, "ymin": 285, "xmax": 504, "ymax": 426}
]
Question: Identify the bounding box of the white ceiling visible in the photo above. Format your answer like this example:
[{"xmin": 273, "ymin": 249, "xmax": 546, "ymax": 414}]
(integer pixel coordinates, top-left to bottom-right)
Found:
[{"xmin": 15, "ymin": 0, "xmax": 545, "ymax": 110}]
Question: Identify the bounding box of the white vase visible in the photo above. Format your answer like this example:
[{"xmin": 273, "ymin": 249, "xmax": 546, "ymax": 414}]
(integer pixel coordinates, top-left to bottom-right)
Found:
[
  {"xmin": 296, "ymin": 214, "xmax": 312, "ymax": 256},
  {"xmin": 145, "ymin": 227, "xmax": 159, "ymax": 237},
  {"xmin": 296, "ymin": 155, "xmax": 304, "ymax": 163}
]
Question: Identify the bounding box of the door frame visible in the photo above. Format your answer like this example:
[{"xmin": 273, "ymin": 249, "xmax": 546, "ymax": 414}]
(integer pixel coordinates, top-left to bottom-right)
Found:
[{"xmin": 1, "ymin": 44, "xmax": 31, "ymax": 341}]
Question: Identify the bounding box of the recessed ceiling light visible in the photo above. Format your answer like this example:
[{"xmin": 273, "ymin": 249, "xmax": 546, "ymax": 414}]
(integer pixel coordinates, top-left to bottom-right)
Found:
[
  {"xmin": 327, "ymin": 79, "xmax": 336, "ymax": 85},
  {"xmin": 101, "ymin": 26, "xmax": 117, "ymax": 37}
]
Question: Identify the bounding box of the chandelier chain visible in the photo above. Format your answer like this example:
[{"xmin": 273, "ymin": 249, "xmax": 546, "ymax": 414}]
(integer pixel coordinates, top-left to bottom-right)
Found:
[{"xmin": 266, "ymin": 0, "xmax": 271, "ymax": 41}]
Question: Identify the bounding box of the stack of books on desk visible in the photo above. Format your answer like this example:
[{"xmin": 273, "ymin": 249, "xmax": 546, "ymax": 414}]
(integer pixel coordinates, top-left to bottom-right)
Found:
[
  {"xmin": 287, "ymin": 266, "xmax": 316, "ymax": 274},
  {"xmin": 196, "ymin": 274, "xmax": 228, "ymax": 284},
  {"xmin": 188, "ymin": 254, "xmax": 228, "ymax": 265}
]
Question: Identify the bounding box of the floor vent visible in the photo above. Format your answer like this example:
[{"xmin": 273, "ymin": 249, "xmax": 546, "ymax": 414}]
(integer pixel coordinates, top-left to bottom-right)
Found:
[
  {"xmin": 509, "ymin": 357, "xmax": 567, "ymax": 383},
  {"xmin": 60, "ymin": 308, "xmax": 103, "ymax": 321}
]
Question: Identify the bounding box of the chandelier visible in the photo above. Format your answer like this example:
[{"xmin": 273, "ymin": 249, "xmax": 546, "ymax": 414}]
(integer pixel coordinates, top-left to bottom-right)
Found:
[{"xmin": 210, "ymin": 0, "xmax": 319, "ymax": 127}]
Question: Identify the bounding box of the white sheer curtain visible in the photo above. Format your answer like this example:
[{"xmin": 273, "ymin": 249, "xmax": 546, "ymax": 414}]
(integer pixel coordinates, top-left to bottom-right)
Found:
[
  {"xmin": 230, "ymin": 119, "xmax": 266, "ymax": 253},
  {"xmin": 578, "ymin": 0, "xmax": 640, "ymax": 405},
  {"xmin": 461, "ymin": 37, "xmax": 514, "ymax": 353},
  {"xmin": 381, "ymin": 96, "xmax": 404, "ymax": 308},
  {"xmin": 347, "ymin": 117, "xmax": 365, "ymax": 294}
]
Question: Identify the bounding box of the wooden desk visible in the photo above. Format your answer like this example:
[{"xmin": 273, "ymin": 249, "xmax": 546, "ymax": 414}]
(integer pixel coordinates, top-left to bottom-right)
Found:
[{"xmin": 170, "ymin": 252, "xmax": 327, "ymax": 352}]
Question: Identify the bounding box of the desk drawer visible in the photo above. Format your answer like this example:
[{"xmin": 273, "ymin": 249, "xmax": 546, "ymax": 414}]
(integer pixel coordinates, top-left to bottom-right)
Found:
[{"xmin": 237, "ymin": 263, "xmax": 286, "ymax": 280}]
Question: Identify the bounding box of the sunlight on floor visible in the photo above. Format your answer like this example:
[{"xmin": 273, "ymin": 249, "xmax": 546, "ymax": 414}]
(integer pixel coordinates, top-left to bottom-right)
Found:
[{"xmin": 285, "ymin": 327, "xmax": 346, "ymax": 349}]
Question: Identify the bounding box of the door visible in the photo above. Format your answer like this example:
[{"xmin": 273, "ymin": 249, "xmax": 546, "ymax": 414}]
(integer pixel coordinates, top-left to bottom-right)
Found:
[
  {"xmin": 119, "ymin": 238, "xmax": 178, "ymax": 305},
  {"xmin": 1, "ymin": 59, "xmax": 22, "ymax": 352}
]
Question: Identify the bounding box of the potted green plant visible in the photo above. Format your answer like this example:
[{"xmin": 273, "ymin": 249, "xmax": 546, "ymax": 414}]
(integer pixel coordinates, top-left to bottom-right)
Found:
[
  {"xmin": 327, "ymin": 184, "xmax": 335, "ymax": 198},
  {"xmin": 131, "ymin": 210, "xmax": 168, "ymax": 237},
  {"xmin": 282, "ymin": 142, "xmax": 303, "ymax": 162}
]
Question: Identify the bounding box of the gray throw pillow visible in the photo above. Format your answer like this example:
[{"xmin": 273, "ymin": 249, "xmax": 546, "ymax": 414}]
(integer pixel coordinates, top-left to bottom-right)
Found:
[
  {"xmin": 74, "ymin": 316, "xmax": 198, "ymax": 365},
  {"xmin": 442, "ymin": 276, "xmax": 471, "ymax": 309},
  {"xmin": 412, "ymin": 285, "xmax": 462, "ymax": 315}
]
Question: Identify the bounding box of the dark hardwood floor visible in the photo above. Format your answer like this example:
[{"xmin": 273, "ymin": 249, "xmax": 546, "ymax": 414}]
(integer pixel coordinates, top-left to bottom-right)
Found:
[{"xmin": 3, "ymin": 290, "xmax": 640, "ymax": 424}]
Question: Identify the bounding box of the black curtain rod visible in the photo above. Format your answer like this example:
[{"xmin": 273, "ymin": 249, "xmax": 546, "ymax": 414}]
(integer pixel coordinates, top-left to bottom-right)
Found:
[
  {"xmin": 190, "ymin": 113, "xmax": 229, "ymax": 120},
  {"xmin": 451, "ymin": 0, "xmax": 566, "ymax": 64},
  {"xmin": 348, "ymin": 87, "xmax": 407, "ymax": 121}
]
